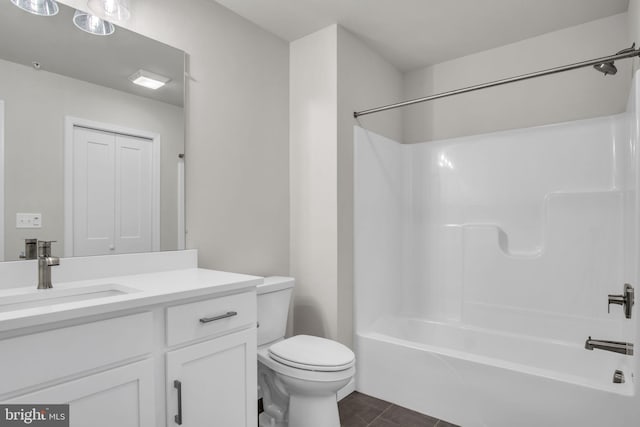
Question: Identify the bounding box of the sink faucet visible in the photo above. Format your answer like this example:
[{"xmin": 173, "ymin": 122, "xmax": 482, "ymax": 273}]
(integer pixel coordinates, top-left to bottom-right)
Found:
[
  {"xmin": 585, "ymin": 336, "xmax": 634, "ymax": 355},
  {"xmin": 37, "ymin": 240, "xmax": 59, "ymax": 289}
]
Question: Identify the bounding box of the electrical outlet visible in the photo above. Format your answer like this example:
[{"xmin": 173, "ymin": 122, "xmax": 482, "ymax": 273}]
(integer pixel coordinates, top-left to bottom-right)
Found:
[{"xmin": 16, "ymin": 213, "xmax": 42, "ymax": 228}]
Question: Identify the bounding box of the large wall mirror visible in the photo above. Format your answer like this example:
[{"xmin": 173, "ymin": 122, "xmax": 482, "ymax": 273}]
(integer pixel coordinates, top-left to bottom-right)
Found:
[{"xmin": 0, "ymin": 1, "xmax": 186, "ymax": 261}]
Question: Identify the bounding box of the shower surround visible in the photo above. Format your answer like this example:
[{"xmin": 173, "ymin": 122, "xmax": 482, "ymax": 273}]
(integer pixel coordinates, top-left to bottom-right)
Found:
[{"xmin": 354, "ymin": 72, "xmax": 640, "ymax": 426}]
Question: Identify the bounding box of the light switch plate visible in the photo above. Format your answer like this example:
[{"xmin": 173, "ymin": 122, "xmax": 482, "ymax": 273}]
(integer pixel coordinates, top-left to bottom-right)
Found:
[{"xmin": 16, "ymin": 213, "xmax": 42, "ymax": 228}]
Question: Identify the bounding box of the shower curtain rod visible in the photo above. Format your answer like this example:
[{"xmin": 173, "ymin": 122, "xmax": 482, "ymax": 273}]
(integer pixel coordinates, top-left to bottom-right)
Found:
[{"xmin": 353, "ymin": 45, "xmax": 640, "ymax": 118}]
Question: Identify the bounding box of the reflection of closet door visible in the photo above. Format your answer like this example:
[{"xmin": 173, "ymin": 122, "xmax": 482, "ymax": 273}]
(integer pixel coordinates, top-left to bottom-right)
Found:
[{"xmin": 73, "ymin": 127, "xmax": 152, "ymax": 256}]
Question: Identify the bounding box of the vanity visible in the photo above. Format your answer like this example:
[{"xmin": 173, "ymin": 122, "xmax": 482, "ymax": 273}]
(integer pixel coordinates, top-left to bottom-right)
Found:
[
  {"xmin": 0, "ymin": 3, "xmax": 261, "ymax": 425},
  {"xmin": 0, "ymin": 250, "xmax": 259, "ymax": 427}
]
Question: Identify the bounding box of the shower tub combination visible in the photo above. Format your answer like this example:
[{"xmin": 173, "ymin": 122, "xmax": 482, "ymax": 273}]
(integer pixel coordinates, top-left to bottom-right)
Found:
[{"xmin": 354, "ymin": 73, "xmax": 640, "ymax": 426}]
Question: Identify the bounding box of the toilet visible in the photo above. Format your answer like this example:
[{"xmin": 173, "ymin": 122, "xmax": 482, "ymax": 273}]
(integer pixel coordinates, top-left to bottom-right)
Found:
[{"xmin": 257, "ymin": 277, "xmax": 355, "ymax": 427}]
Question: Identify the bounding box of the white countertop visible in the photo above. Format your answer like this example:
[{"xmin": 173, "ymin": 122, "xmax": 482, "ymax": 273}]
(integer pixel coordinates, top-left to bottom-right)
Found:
[{"xmin": 0, "ymin": 268, "xmax": 262, "ymax": 332}]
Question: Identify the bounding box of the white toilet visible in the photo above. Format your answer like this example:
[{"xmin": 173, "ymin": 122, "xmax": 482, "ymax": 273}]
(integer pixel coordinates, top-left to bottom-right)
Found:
[{"xmin": 257, "ymin": 277, "xmax": 355, "ymax": 427}]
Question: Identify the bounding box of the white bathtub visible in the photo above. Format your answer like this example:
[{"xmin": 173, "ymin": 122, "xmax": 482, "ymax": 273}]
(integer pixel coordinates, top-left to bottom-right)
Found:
[{"xmin": 356, "ymin": 316, "xmax": 635, "ymax": 427}]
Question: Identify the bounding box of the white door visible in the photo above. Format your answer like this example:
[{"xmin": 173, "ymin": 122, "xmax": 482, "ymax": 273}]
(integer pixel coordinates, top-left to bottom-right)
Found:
[
  {"xmin": 166, "ymin": 329, "xmax": 257, "ymax": 427},
  {"xmin": 73, "ymin": 127, "xmax": 153, "ymax": 256},
  {"xmin": 7, "ymin": 359, "xmax": 156, "ymax": 427}
]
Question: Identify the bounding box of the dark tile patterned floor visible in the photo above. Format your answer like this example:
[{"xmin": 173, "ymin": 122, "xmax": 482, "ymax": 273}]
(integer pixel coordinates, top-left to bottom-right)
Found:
[{"xmin": 338, "ymin": 391, "xmax": 460, "ymax": 427}]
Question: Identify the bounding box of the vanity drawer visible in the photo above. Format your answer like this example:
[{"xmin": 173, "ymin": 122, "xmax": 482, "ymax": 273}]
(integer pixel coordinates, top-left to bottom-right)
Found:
[
  {"xmin": 0, "ymin": 312, "xmax": 152, "ymax": 396},
  {"xmin": 166, "ymin": 291, "xmax": 256, "ymax": 346}
]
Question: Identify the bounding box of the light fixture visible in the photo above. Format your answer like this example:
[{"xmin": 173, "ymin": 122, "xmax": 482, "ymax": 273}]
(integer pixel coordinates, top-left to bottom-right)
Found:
[
  {"xmin": 10, "ymin": 0, "xmax": 59, "ymax": 16},
  {"xmin": 87, "ymin": 0, "xmax": 130, "ymax": 22},
  {"xmin": 73, "ymin": 10, "xmax": 115, "ymax": 36},
  {"xmin": 129, "ymin": 70, "xmax": 171, "ymax": 90}
]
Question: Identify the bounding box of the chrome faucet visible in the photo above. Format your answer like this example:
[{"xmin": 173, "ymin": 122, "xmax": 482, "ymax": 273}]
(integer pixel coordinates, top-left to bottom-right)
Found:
[
  {"xmin": 608, "ymin": 284, "xmax": 634, "ymax": 319},
  {"xmin": 585, "ymin": 337, "xmax": 634, "ymax": 356},
  {"xmin": 37, "ymin": 240, "xmax": 59, "ymax": 289}
]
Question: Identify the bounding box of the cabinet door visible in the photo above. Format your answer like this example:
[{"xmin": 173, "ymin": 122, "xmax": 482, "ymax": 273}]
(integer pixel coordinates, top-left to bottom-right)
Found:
[
  {"xmin": 166, "ymin": 328, "xmax": 257, "ymax": 427},
  {"xmin": 7, "ymin": 359, "xmax": 155, "ymax": 427}
]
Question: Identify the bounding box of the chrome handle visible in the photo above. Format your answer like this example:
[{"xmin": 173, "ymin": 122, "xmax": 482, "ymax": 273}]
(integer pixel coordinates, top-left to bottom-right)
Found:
[
  {"xmin": 174, "ymin": 380, "xmax": 183, "ymax": 425},
  {"xmin": 607, "ymin": 284, "xmax": 634, "ymax": 319},
  {"xmin": 199, "ymin": 311, "xmax": 237, "ymax": 324}
]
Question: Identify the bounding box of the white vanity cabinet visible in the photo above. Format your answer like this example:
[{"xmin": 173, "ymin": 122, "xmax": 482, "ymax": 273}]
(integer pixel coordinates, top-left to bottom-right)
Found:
[
  {"xmin": 7, "ymin": 360, "xmax": 156, "ymax": 427},
  {"xmin": 165, "ymin": 292, "xmax": 257, "ymax": 427},
  {"xmin": 166, "ymin": 329, "xmax": 256, "ymax": 426},
  {"xmin": 0, "ymin": 312, "xmax": 156, "ymax": 427},
  {"xmin": 0, "ymin": 287, "xmax": 257, "ymax": 427}
]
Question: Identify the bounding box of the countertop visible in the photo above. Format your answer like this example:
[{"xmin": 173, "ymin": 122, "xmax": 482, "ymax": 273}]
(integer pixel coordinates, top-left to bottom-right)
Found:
[{"xmin": 0, "ymin": 268, "xmax": 262, "ymax": 332}]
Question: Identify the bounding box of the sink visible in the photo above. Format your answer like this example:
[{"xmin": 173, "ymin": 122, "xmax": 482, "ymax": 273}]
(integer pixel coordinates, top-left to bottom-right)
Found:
[{"xmin": 0, "ymin": 284, "xmax": 138, "ymax": 313}]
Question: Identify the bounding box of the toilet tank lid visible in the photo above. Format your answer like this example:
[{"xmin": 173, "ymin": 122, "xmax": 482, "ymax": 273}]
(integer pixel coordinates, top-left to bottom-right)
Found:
[{"xmin": 258, "ymin": 276, "xmax": 295, "ymax": 295}]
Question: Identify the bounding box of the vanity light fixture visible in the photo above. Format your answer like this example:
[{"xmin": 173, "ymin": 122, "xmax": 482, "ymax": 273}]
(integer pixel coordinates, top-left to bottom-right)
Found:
[
  {"xmin": 10, "ymin": 0, "xmax": 59, "ymax": 16},
  {"xmin": 87, "ymin": 0, "xmax": 130, "ymax": 22},
  {"xmin": 73, "ymin": 10, "xmax": 115, "ymax": 36},
  {"xmin": 128, "ymin": 70, "xmax": 171, "ymax": 90}
]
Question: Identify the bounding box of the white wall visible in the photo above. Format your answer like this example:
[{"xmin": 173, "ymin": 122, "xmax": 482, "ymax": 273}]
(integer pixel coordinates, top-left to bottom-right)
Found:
[
  {"xmin": 403, "ymin": 13, "xmax": 632, "ymax": 143},
  {"xmin": 0, "ymin": 58, "xmax": 183, "ymax": 260},
  {"xmin": 289, "ymin": 25, "xmax": 402, "ymax": 346},
  {"xmin": 290, "ymin": 25, "xmax": 339, "ymax": 340},
  {"xmin": 630, "ymin": 0, "xmax": 640, "ymax": 56},
  {"xmin": 59, "ymin": 0, "xmax": 290, "ymax": 276}
]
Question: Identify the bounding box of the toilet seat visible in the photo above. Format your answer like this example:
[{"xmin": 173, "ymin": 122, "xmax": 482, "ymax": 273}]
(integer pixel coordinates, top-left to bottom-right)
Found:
[
  {"xmin": 268, "ymin": 335, "xmax": 355, "ymax": 372},
  {"xmin": 258, "ymin": 347, "xmax": 355, "ymax": 383}
]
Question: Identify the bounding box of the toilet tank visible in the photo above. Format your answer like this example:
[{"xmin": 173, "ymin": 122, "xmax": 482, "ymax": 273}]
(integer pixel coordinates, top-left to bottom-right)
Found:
[{"xmin": 257, "ymin": 276, "xmax": 294, "ymax": 346}]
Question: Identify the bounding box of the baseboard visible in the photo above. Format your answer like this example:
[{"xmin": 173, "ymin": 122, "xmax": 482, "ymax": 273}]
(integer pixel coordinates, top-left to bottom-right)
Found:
[{"xmin": 337, "ymin": 377, "xmax": 356, "ymax": 401}]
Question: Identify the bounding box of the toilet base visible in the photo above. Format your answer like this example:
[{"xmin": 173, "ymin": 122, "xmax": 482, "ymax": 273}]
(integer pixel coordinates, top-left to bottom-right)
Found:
[{"xmin": 288, "ymin": 394, "xmax": 340, "ymax": 427}]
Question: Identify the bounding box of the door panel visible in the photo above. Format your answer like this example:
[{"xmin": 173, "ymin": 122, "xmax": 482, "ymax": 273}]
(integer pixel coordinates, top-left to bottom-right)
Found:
[
  {"xmin": 73, "ymin": 127, "xmax": 115, "ymax": 256},
  {"xmin": 166, "ymin": 329, "xmax": 257, "ymax": 427},
  {"xmin": 7, "ymin": 359, "xmax": 156, "ymax": 427},
  {"xmin": 115, "ymin": 135, "xmax": 153, "ymax": 254}
]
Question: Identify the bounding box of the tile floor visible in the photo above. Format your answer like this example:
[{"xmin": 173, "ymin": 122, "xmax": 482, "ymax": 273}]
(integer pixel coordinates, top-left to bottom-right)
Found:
[{"xmin": 338, "ymin": 391, "xmax": 460, "ymax": 427}]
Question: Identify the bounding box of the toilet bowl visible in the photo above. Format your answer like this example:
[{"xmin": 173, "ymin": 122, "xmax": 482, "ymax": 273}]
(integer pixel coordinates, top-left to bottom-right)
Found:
[{"xmin": 257, "ymin": 277, "xmax": 355, "ymax": 427}]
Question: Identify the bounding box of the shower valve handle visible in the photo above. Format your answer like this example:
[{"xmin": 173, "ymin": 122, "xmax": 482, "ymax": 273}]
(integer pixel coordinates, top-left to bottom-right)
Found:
[{"xmin": 608, "ymin": 284, "xmax": 634, "ymax": 319}]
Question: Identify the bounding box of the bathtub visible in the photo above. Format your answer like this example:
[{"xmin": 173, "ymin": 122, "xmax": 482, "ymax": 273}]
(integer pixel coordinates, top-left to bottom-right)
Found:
[{"xmin": 356, "ymin": 316, "xmax": 635, "ymax": 427}]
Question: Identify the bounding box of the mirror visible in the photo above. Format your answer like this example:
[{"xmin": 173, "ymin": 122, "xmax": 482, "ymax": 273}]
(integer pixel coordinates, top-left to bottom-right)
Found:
[{"xmin": 0, "ymin": 1, "xmax": 185, "ymax": 261}]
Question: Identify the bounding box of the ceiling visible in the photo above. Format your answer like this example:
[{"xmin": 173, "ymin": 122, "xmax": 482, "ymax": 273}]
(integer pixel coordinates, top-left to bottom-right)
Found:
[
  {"xmin": 0, "ymin": 1, "xmax": 184, "ymax": 106},
  {"xmin": 214, "ymin": 0, "xmax": 630, "ymax": 71}
]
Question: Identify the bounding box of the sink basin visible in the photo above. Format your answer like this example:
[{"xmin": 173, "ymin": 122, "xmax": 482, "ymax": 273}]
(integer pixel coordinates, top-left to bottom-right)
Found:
[{"xmin": 0, "ymin": 284, "xmax": 138, "ymax": 313}]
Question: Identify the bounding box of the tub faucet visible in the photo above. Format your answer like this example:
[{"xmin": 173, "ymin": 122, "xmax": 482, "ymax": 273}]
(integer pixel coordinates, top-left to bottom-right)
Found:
[
  {"xmin": 37, "ymin": 240, "xmax": 59, "ymax": 289},
  {"xmin": 608, "ymin": 284, "xmax": 634, "ymax": 319},
  {"xmin": 585, "ymin": 337, "xmax": 634, "ymax": 356}
]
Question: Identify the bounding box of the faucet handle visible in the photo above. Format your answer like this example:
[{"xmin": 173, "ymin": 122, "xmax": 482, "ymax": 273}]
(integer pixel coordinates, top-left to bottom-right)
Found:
[
  {"xmin": 37, "ymin": 240, "xmax": 57, "ymax": 257},
  {"xmin": 608, "ymin": 284, "xmax": 634, "ymax": 318}
]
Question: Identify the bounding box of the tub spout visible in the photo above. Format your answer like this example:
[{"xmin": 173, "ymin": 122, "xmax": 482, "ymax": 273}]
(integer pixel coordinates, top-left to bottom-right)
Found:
[{"xmin": 585, "ymin": 336, "xmax": 633, "ymax": 355}]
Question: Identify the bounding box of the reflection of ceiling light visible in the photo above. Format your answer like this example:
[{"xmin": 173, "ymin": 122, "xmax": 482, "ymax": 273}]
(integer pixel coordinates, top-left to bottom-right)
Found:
[
  {"xmin": 87, "ymin": 0, "xmax": 130, "ymax": 22},
  {"xmin": 129, "ymin": 70, "xmax": 171, "ymax": 90},
  {"xmin": 10, "ymin": 0, "xmax": 59, "ymax": 16},
  {"xmin": 73, "ymin": 10, "xmax": 115, "ymax": 36}
]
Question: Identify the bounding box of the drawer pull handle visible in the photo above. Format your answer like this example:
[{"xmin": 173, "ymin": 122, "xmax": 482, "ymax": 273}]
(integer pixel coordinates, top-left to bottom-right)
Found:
[
  {"xmin": 174, "ymin": 380, "xmax": 183, "ymax": 425},
  {"xmin": 199, "ymin": 311, "xmax": 238, "ymax": 324}
]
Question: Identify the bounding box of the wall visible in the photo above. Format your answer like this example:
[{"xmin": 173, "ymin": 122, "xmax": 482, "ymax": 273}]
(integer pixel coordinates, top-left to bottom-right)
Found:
[
  {"xmin": 58, "ymin": 0, "xmax": 290, "ymax": 276},
  {"xmin": 403, "ymin": 13, "xmax": 632, "ymax": 143},
  {"xmin": 290, "ymin": 25, "xmax": 339, "ymax": 340},
  {"xmin": 630, "ymin": 0, "xmax": 640, "ymax": 59},
  {"xmin": 289, "ymin": 25, "xmax": 402, "ymax": 346},
  {"xmin": 0, "ymin": 58, "xmax": 183, "ymax": 260}
]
